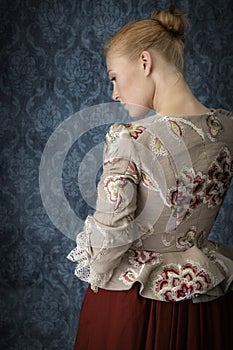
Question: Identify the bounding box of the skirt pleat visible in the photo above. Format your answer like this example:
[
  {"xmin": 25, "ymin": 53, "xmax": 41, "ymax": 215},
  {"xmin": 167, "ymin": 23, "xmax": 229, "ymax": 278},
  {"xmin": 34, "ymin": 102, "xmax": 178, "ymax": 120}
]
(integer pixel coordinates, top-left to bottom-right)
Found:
[{"xmin": 74, "ymin": 283, "xmax": 233, "ymax": 350}]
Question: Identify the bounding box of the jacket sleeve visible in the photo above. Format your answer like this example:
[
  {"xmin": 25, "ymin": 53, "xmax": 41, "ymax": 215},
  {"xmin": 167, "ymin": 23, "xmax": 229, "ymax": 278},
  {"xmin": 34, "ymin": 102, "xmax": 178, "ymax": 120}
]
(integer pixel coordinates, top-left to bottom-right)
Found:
[{"xmin": 67, "ymin": 123, "xmax": 141, "ymax": 291}]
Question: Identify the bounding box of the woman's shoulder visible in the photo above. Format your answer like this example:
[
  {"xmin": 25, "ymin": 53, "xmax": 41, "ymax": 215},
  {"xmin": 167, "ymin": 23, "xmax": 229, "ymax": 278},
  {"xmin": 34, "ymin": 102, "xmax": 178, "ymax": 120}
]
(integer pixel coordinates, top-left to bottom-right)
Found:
[{"xmin": 107, "ymin": 120, "xmax": 148, "ymax": 141}]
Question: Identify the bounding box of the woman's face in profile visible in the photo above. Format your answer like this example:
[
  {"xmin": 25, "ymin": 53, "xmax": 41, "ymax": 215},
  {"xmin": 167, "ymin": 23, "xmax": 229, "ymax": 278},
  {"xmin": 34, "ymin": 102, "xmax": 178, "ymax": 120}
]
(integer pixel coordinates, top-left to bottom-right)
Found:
[{"xmin": 106, "ymin": 53, "xmax": 152, "ymax": 118}]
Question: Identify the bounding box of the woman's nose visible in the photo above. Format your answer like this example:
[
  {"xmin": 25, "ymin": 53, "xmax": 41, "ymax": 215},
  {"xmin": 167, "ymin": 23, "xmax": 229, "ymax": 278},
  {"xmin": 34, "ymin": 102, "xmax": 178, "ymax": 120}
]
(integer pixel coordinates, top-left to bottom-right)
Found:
[{"xmin": 112, "ymin": 86, "xmax": 119, "ymax": 101}]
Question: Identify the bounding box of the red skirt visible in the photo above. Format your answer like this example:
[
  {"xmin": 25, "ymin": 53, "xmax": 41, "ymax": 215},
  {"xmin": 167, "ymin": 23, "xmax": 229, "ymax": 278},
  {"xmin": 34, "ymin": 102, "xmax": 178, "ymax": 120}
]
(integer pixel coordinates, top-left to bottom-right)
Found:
[{"xmin": 74, "ymin": 283, "xmax": 233, "ymax": 350}]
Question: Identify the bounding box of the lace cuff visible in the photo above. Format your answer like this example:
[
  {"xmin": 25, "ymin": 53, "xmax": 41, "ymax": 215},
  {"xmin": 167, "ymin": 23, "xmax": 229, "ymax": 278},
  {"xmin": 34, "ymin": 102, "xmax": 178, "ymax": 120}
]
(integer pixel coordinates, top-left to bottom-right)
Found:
[{"xmin": 67, "ymin": 245, "xmax": 113, "ymax": 292}]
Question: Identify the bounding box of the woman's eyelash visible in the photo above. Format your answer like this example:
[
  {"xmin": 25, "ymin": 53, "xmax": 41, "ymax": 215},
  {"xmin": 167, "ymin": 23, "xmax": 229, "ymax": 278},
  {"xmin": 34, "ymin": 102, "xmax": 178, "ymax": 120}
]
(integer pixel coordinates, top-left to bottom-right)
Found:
[{"xmin": 110, "ymin": 77, "xmax": 116, "ymax": 82}]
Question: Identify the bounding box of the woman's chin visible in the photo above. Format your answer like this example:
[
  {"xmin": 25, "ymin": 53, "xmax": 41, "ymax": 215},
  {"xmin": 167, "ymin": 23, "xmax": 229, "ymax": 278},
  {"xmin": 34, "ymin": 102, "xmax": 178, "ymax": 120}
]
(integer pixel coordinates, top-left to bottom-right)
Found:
[{"xmin": 124, "ymin": 103, "xmax": 151, "ymax": 118}]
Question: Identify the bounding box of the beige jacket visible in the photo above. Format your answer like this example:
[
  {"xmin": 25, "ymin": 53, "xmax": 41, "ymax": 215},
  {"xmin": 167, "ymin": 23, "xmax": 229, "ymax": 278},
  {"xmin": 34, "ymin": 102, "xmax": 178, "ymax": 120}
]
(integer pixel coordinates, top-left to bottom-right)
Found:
[{"xmin": 67, "ymin": 109, "xmax": 233, "ymax": 302}]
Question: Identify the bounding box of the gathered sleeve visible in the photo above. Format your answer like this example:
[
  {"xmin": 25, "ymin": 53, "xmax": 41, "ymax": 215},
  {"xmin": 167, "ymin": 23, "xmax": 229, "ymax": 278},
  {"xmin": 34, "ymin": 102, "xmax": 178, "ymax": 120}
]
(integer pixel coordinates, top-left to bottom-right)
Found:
[{"xmin": 67, "ymin": 123, "xmax": 141, "ymax": 291}]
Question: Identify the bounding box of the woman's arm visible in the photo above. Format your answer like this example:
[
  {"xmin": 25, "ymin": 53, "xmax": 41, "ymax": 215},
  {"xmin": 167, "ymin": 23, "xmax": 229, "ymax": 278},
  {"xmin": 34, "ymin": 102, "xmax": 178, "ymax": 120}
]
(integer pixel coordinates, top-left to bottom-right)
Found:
[{"xmin": 67, "ymin": 123, "xmax": 140, "ymax": 290}]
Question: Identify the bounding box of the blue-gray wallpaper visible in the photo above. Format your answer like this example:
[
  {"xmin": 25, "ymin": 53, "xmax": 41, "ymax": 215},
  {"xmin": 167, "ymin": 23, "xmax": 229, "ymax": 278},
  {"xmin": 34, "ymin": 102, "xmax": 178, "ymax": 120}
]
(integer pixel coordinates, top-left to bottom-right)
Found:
[{"xmin": 1, "ymin": 0, "xmax": 233, "ymax": 349}]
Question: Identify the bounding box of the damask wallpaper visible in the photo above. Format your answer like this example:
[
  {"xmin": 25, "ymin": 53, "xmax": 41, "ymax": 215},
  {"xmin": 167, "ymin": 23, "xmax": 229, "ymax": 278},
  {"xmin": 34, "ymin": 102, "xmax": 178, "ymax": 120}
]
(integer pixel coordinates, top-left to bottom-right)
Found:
[{"xmin": 0, "ymin": 0, "xmax": 233, "ymax": 349}]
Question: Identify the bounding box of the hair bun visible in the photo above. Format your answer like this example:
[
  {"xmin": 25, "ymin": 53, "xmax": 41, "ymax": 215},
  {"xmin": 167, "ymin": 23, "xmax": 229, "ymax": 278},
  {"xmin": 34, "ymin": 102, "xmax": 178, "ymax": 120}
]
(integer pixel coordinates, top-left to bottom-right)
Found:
[{"xmin": 151, "ymin": 5, "xmax": 187, "ymax": 41}]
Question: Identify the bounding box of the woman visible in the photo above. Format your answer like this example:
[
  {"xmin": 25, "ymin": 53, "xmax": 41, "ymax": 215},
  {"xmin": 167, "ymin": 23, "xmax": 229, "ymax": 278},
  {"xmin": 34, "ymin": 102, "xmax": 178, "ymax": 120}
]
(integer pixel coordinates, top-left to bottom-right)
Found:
[{"xmin": 67, "ymin": 6, "xmax": 233, "ymax": 350}]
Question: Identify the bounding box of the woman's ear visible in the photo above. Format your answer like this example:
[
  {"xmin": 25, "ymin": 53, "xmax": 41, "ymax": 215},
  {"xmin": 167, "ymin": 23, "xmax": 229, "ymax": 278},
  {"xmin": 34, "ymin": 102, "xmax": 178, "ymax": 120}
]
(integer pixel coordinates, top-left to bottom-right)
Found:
[{"xmin": 140, "ymin": 51, "xmax": 153, "ymax": 77}]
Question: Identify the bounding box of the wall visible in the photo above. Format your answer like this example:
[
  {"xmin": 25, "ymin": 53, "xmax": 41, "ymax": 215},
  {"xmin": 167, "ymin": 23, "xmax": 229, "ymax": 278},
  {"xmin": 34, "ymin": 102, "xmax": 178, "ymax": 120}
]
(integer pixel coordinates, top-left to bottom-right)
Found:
[{"xmin": 1, "ymin": 0, "xmax": 233, "ymax": 349}]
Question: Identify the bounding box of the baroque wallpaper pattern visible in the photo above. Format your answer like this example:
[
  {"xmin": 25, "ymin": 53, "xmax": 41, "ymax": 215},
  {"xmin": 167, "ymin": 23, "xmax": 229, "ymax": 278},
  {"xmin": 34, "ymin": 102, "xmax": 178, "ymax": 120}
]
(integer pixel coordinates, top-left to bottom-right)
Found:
[{"xmin": 0, "ymin": 0, "xmax": 233, "ymax": 349}]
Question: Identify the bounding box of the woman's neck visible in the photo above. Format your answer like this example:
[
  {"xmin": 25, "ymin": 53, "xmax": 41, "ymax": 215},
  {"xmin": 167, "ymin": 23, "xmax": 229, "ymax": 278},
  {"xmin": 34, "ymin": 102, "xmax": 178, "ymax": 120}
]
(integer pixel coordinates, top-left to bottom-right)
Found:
[{"xmin": 152, "ymin": 69, "xmax": 209, "ymax": 117}]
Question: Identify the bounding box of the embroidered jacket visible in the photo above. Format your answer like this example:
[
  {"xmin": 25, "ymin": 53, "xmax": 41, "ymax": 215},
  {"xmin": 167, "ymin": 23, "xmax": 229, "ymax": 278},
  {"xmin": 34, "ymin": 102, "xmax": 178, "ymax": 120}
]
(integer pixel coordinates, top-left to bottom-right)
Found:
[{"xmin": 67, "ymin": 109, "xmax": 233, "ymax": 302}]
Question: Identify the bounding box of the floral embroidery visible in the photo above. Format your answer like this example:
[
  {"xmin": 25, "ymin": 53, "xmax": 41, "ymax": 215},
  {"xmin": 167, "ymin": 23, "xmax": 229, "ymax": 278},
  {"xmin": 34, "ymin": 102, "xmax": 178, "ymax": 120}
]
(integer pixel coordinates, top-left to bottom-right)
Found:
[
  {"xmin": 104, "ymin": 176, "xmax": 128, "ymax": 212},
  {"xmin": 168, "ymin": 120, "xmax": 184, "ymax": 139},
  {"xmin": 126, "ymin": 214, "xmax": 134, "ymax": 223},
  {"xmin": 192, "ymin": 172, "xmax": 206, "ymax": 204},
  {"xmin": 170, "ymin": 169, "xmax": 206, "ymax": 221},
  {"xmin": 169, "ymin": 147, "xmax": 233, "ymax": 221},
  {"xmin": 206, "ymin": 114, "xmax": 223, "ymax": 141},
  {"xmin": 119, "ymin": 269, "xmax": 138, "ymax": 286},
  {"xmin": 164, "ymin": 227, "xmax": 218, "ymax": 263},
  {"xmin": 180, "ymin": 118, "xmax": 204, "ymax": 138},
  {"xmin": 104, "ymin": 129, "xmax": 120, "ymax": 161},
  {"xmin": 176, "ymin": 227, "xmax": 205, "ymax": 250},
  {"xmin": 125, "ymin": 123, "xmax": 145, "ymax": 139},
  {"xmin": 128, "ymin": 249, "xmax": 162, "ymax": 267},
  {"xmin": 150, "ymin": 136, "xmax": 168, "ymax": 157},
  {"xmin": 159, "ymin": 117, "xmax": 204, "ymax": 139},
  {"xmin": 177, "ymin": 118, "xmax": 204, "ymax": 138},
  {"xmin": 125, "ymin": 161, "xmax": 139, "ymax": 179},
  {"xmin": 169, "ymin": 168, "xmax": 197, "ymax": 222},
  {"xmin": 201, "ymin": 242, "xmax": 218, "ymax": 263},
  {"xmin": 104, "ymin": 158, "xmax": 119, "ymax": 167},
  {"xmin": 141, "ymin": 170, "xmax": 158, "ymax": 190},
  {"xmin": 153, "ymin": 262, "xmax": 213, "ymax": 302},
  {"xmin": 204, "ymin": 147, "xmax": 233, "ymax": 207}
]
